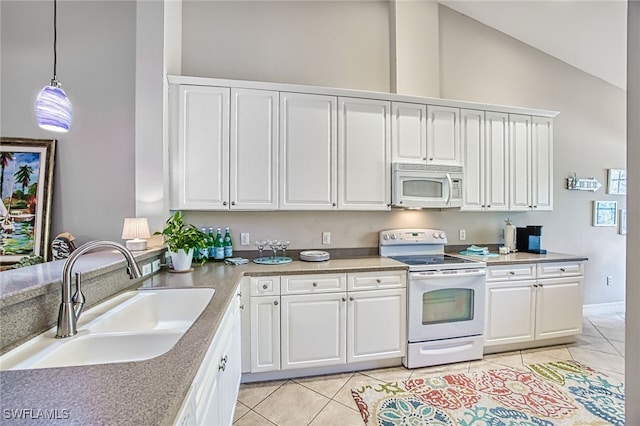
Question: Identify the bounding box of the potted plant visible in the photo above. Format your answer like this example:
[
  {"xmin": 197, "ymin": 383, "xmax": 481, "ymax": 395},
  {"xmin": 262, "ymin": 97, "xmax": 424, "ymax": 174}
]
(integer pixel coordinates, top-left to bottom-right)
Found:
[{"xmin": 155, "ymin": 211, "xmax": 209, "ymax": 271}]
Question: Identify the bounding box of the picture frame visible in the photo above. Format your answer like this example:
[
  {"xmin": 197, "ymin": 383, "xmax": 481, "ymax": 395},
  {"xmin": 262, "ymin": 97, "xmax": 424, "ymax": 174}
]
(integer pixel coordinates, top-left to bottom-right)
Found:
[
  {"xmin": 607, "ymin": 168, "xmax": 627, "ymax": 195},
  {"xmin": 620, "ymin": 209, "xmax": 627, "ymax": 235},
  {"xmin": 1, "ymin": 137, "xmax": 56, "ymax": 265},
  {"xmin": 592, "ymin": 200, "xmax": 617, "ymax": 227}
]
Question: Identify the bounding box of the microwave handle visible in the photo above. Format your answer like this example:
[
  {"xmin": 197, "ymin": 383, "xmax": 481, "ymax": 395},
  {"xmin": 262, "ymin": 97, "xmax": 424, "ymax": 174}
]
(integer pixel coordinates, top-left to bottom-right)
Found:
[{"xmin": 445, "ymin": 173, "xmax": 453, "ymax": 205}]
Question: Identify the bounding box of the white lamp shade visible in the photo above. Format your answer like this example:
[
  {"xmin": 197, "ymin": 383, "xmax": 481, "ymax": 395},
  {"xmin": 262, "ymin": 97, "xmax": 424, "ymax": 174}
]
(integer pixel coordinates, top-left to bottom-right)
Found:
[
  {"xmin": 35, "ymin": 84, "xmax": 72, "ymax": 133},
  {"xmin": 122, "ymin": 218, "xmax": 151, "ymax": 251}
]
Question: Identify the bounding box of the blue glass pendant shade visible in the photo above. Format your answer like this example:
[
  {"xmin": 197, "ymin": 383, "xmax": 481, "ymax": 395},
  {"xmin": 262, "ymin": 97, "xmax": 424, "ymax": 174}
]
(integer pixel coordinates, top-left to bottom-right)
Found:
[{"xmin": 35, "ymin": 80, "xmax": 72, "ymax": 133}]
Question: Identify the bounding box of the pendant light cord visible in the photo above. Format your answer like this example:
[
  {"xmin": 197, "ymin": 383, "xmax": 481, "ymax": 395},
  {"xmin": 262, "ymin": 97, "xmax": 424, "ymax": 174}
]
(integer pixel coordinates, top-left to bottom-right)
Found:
[{"xmin": 53, "ymin": 0, "xmax": 57, "ymax": 81}]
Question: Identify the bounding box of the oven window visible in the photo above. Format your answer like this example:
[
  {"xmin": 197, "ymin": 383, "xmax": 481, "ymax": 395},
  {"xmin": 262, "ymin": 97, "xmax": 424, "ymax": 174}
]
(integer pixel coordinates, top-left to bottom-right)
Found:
[
  {"xmin": 422, "ymin": 288, "xmax": 474, "ymax": 325},
  {"xmin": 403, "ymin": 179, "xmax": 443, "ymax": 198}
]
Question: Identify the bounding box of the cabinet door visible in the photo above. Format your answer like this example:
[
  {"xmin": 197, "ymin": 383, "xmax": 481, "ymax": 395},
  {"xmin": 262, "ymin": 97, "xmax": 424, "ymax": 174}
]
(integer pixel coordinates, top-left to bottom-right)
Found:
[
  {"xmin": 281, "ymin": 293, "xmax": 346, "ymax": 370},
  {"xmin": 461, "ymin": 109, "xmax": 485, "ymax": 211},
  {"xmin": 338, "ymin": 97, "xmax": 391, "ymax": 210},
  {"xmin": 484, "ymin": 112, "xmax": 509, "ymax": 211},
  {"xmin": 348, "ymin": 289, "xmax": 406, "ymax": 363},
  {"xmin": 509, "ymin": 114, "xmax": 532, "ymax": 211},
  {"xmin": 426, "ymin": 105, "xmax": 461, "ymax": 166},
  {"xmin": 280, "ymin": 92, "xmax": 337, "ymax": 210},
  {"xmin": 171, "ymin": 85, "xmax": 230, "ymax": 210},
  {"xmin": 484, "ymin": 280, "xmax": 536, "ymax": 346},
  {"xmin": 230, "ymin": 88, "xmax": 278, "ymax": 210},
  {"xmin": 391, "ymin": 102, "xmax": 427, "ymax": 164},
  {"xmin": 535, "ymin": 277, "xmax": 583, "ymax": 340},
  {"xmin": 531, "ymin": 117, "xmax": 553, "ymax": 211},
  {"xmin": 220, "ymin": 299, "xmax": 242, "ymax": 426},
  {"xmin": 250, "ymin": 296, "xmax": 281, "ymax": 372}
]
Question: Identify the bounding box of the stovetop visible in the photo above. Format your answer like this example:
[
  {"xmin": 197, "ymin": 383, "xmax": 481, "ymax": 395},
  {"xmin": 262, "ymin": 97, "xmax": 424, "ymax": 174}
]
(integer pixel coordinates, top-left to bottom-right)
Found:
[{"xmin": 389, "ymin": 254, "xmax": 479, "ymax": 266}]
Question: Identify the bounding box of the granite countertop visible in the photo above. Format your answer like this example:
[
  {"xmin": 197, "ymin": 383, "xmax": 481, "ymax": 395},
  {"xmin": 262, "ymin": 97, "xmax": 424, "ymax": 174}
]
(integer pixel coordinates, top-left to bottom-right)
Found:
[
  {"xmin": 451, "ymin": 250, "xmax": 589, "ymax": 265},
  {"xmin": 0, "ymin": 256, "xmax": 406, "ymax": 426}
]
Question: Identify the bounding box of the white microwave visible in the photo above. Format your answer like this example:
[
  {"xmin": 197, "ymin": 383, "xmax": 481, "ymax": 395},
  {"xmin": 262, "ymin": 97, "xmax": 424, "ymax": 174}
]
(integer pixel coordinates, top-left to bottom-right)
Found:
[{"xmin": 391, "ymin": 163, "xmax": 463, "ymax": 208}]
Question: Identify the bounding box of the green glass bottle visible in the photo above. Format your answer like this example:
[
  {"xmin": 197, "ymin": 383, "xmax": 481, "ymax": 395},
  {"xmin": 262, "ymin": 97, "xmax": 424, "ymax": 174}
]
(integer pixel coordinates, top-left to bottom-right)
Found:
[
  {"xmin": 208, "ymin": 227, "xmax": 216, "ymax": 259},
  {"xmin": 213, "ymin": 228, "xmax": 225, "ymax": 260},
  {"xmin": 223, "ymin": 228, "xmax": 233, "ymax": 258}
]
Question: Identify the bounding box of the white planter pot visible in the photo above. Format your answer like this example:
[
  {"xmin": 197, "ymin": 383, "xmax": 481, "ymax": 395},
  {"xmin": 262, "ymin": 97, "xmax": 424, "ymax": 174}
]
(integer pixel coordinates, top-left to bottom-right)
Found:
[{"xmin": 169, "ymin": 248, "xmax": 194, "ymax": 271}]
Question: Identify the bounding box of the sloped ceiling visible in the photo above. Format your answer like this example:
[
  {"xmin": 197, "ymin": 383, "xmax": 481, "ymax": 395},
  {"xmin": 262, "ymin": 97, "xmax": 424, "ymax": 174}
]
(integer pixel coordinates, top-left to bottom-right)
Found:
[{"xmin": 440, "ymin": 0, "xmax": 628, "ymax": 90}]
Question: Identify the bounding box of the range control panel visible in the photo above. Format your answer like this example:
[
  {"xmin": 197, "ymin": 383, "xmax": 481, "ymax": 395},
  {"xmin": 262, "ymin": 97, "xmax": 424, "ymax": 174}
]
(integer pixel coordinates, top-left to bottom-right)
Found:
[{"xmin": 379, "ymin": 229, "xmax": 448, "ymax": 245}]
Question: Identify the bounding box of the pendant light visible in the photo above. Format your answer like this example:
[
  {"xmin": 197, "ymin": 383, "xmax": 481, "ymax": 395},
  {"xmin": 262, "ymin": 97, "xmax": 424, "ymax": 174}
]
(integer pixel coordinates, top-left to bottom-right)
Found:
[{"xmin": 35, "ymin": 0, "xmax": 72, "ymax": 133}]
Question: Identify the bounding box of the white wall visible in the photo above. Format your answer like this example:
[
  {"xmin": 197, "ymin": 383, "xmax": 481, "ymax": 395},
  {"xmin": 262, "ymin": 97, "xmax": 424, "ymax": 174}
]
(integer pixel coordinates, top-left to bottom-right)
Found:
[
  {"xmin": 1, "ymin": 1, "xmax": 137, "ymax": 242},
  {"xmin": 181, "ymin": 0, "xmax": 390, "ymax": 92}
]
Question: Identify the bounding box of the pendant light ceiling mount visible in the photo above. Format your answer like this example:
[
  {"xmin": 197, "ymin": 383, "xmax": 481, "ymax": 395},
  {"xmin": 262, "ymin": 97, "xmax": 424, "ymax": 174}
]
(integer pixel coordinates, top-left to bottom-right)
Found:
[{"xmin": 35, "ymin": 0, "xmax": 72, "ymax": 133}]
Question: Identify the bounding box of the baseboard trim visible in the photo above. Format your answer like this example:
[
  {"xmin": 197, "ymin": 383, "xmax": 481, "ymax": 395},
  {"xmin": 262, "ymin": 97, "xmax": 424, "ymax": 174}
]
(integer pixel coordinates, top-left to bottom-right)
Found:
[{"xmin": 583, "ymin": 301, "xmax": 626, "ymax": 316}]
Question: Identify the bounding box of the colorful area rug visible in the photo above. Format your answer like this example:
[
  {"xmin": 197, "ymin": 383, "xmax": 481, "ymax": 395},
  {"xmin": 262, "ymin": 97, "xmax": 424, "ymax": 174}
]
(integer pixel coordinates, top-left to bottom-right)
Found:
[{"xmin": 351, "ymin": 360, "xmax": 625, "ymax": 425}]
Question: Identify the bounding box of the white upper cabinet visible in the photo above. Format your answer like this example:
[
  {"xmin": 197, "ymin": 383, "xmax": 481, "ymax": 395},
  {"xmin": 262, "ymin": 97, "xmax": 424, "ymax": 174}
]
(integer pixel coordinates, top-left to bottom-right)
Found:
[
  {"xmin": 230, "ymin": 88, "xmax": 279, "ymax": 210},
  {"xmin": 509, "ymin": 114, "xmax": 532, "ymax": 211},
  {"xmin": 391, "ymin": 102, "xmax": 427, "ymax": 164},
  {"xmin": 338, "ymin": 97, "xmax": 391, "ymax": 210},
  {"xmin": 510, "ymin": 114, "xmax": 553, "ymax": 211},
  {"xmin": 426, "ymin": 105, "xmax": 462, "ymax": 166},
  {"xmin": 531, "ymin": 117, "xmax": 553, "ymax": 211},
  {"xmin": 279, "ymin": 92, "xmax": 338, "ymax": 210},
  {"xmin": 484, "ymin": 112, "xmax": 510, "ymax": 211},
  {"xmin": 462, "ymin": 110, "xmax": 509, "ymax": 211},
  {"xmin": 461, "ymin": 109, "xmax": 485, "ymax": 211},
  {"xmin": 170, "ymin": 85, "xmax": 230, "ymax": 210}
]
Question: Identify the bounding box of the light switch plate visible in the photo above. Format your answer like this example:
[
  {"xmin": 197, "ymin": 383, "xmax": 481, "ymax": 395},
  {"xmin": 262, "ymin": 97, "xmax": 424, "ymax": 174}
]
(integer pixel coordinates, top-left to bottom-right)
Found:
[
  {"xmin": 322, "ymin": 232, "xmax": 331, "ymax": 245},
  {"xmin": 240, "ymin": 233, "xmax": 250, "ymax": 246},
  {"xmin": 152, "ymin": 259, "xmax": 160, "ymax": 272}
]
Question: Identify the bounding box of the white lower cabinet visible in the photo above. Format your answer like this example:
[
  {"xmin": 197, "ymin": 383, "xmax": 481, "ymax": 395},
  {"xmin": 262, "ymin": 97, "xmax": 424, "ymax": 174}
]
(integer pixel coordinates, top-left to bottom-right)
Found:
[
  {"xmin": 348, "ymin": 288, "xmax": 406, "ymax": 363},
  {"xmin": 281, "ymin": 292, "xmax": 347, "ymax": 370},
  {"xmin": 245, "ymin": 271, "xmax": 406, "ymax": 375},
  {"xmin": 485, "ymin": 262, "xmax": 583, "ymax": 349},
  {"xmin": 175, "ymin": 288, "xmax": 241, "ymax": 426}
]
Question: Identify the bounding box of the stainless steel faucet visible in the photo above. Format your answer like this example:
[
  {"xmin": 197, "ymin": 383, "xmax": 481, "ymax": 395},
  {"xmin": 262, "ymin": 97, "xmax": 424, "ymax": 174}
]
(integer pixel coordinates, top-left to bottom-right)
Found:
[{"xmin": 56, "ymin": 240, "xmax": 143, "ymax": 338}]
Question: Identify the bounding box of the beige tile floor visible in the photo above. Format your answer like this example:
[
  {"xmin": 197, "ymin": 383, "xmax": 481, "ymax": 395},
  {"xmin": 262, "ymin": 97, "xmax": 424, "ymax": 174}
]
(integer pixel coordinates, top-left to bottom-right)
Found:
[{"xmin": 234, "ymin": 312, "xmax": 626, "ymax": 425}]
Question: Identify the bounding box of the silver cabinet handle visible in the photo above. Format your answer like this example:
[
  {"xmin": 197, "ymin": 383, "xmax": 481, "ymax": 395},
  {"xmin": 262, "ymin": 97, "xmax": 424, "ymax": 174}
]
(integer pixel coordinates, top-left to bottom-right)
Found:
[
  {"xmin": 342, "ymin": 297, "xmax": 346, "ymax": 302},
  {"xmin": 349, "ymin": 297, "xmax": 354, "ymax": 301},
  {"xmin": 274, "ymin": 301, "xmax": 279, "ymax": 306},
  {"xmin": 312, "ymin": 282, "xmax": 318, "ymax": 287},
  {"xmin": 509, "ymin": 271, "xmax": 515, "ymax": 275},
  {"xmin": 376, "ymin": 279, "xmax": 381, "ymax": 283},
  {"xmin": 231, "ymin": 201, "xmax": 236, "ymax": 206},
  {"xmin": 223, "ymin": 201, "xmax": 228, "ymax": 206},
  {"xmin": 263, "ymin": 284, "xmax": 268, "ymax": 289},
  {"xmin": 560, "ymin": 268, "xmax": 565, "ymax": 272}
]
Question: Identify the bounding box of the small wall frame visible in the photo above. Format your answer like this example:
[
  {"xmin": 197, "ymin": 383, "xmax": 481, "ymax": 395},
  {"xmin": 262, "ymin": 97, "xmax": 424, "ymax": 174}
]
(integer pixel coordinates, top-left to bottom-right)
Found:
[
  {"xmin": 592, "ymin": 200, "xmax": 618, "ymax": 227},
  {"xmin": 607, "ymin": 168, "xmax": 627, "ymax": 195}
]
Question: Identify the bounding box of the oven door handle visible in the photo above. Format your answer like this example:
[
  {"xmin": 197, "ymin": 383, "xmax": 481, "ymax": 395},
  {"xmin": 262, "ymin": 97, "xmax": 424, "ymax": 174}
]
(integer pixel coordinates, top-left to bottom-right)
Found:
[{"xmin": 409, "ymin": 269, "xmax": 486, "ymax": 279}]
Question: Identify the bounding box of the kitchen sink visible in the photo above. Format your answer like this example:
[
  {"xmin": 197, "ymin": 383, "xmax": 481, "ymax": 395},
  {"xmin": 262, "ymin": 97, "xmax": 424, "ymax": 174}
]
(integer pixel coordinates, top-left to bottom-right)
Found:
[{"xmin": 0, "ymin": 288, "xmax": 214, "ymax": 371}]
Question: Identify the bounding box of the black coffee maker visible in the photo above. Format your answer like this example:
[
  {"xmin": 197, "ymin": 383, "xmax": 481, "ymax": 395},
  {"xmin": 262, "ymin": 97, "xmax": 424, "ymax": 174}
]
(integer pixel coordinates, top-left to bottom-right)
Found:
[{"xmin": 516, "ymin": 225, "xmax": 547, "ymax": 254}]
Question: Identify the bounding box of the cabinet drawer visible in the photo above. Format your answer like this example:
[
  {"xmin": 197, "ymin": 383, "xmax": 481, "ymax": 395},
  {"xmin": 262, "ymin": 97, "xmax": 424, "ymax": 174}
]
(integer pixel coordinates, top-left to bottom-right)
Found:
[
  {"xmin": 537, "ymin": 262, "xmax": 583, "ymax": 278},
  {"xmin": 486, "ymin": 264, "xmax": 536, "ymax": 282},
  {"xmin": 281, "ymin": 274, "xmax": 347, "ymax": 294},
  {"xmin": 250, "ymin": 276, "xmax": 281, "ymax": 296},
  {"xmin": 348, "ymin": 271, "xmax": 406, "ymax": 291}
]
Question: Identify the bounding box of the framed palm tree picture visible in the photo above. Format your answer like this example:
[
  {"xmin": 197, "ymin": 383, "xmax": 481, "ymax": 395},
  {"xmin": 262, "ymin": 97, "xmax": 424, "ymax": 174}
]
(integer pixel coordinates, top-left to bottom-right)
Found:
[{"xmin": 1, "ymin": 137, "xmax": 56, "ymax": 266}]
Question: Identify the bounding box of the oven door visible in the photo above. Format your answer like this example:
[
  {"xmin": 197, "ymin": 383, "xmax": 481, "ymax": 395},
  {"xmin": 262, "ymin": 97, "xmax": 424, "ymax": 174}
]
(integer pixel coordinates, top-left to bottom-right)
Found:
[{"xmin": 407, "ymin": 269, "xmax": 485, "ymax": 342}]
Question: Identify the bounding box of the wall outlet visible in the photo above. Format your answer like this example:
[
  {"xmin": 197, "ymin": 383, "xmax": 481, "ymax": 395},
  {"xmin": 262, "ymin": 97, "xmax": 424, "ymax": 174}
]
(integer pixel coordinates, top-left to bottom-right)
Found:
[
  {"xmin": 606, "ymin": 275, "xmax": 613, "ymax": 286},
  {"xmin": 322, "ymin": 231, "xmax": 331, "ymax": 245},
  {"xmin": 152, "ymin": 259, "xmax": 160, "ymax": 272},
  {"xmin": 240, "ymin": 232, "xmax": 250, "ymax": 246},
  {"xmin": 459, "ymin": 229, "xmax": 466, "ymax": 241},
  {"xmin": 142, "ymin": 263, "xmax": 152, "ymax": 277}
]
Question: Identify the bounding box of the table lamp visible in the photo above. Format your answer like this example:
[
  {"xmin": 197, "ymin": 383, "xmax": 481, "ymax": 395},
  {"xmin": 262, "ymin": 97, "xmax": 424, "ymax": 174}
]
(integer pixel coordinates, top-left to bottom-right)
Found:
[{"xmin": 122, "ymin": 218, "xmax": 151, "ymax": 251}]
